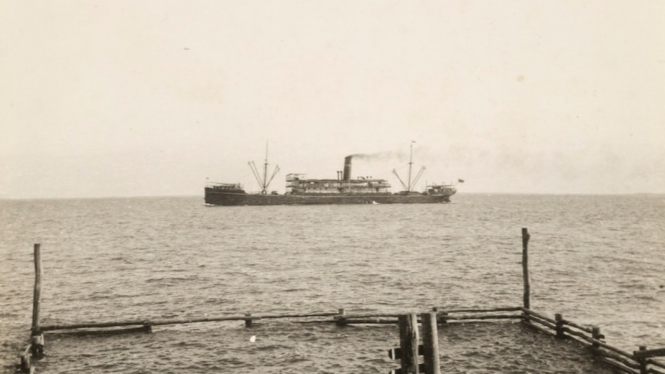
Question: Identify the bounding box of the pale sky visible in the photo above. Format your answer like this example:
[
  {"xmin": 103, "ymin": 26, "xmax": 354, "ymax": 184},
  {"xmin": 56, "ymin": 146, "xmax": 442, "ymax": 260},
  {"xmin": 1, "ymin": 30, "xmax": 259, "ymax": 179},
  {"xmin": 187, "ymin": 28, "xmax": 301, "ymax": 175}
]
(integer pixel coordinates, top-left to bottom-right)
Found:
[{"xmin": 1, "ymin": 1, "xmax": 664, "ymax": 198}]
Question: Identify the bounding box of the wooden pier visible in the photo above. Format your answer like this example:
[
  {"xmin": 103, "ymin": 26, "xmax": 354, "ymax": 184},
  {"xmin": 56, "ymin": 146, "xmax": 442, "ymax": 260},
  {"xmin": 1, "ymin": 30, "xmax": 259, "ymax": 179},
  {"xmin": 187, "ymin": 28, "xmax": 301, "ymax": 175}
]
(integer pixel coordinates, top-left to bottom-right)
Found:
[{"xmin": 15, "ymin": 229, "xmax": 665, "ymax": 374}]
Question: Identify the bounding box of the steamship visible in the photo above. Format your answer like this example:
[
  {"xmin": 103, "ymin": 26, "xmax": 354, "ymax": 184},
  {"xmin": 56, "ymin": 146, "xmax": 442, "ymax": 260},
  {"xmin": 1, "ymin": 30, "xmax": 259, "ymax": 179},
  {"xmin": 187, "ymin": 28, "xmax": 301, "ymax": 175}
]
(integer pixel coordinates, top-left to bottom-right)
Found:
[{"xmin": 204, "ymin": 144, "xmax": 457, "ymax": 206}]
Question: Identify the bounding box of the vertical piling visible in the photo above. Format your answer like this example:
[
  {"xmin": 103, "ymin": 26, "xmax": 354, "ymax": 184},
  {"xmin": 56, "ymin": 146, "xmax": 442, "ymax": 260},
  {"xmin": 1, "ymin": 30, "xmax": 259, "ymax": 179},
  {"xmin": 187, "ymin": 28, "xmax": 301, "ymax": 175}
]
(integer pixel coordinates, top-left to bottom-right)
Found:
[
  {"xmin": 522, "ymin": 228, "xmax": 530, "ymax": 310},
  {"xmin": 31, "ymin": 244, "xmax": 42, "ymax": 336},
  {"xmin": 592, "ymin": 326, "xmax": 601, "ymax": 352},
  {"xmin": 398, "ymin": 314, "xmax": 419, "ymax": 374},
  {"xmin": 638, "ymin": 346, "xmax": 648, "ymax": 374},
  {"xmin": 19, "ymin": 348, "xmax": 31, "ymax": 373},
  {"xmin": 421, "ymin": 312, "xmax": 441, "ymax": 374},
  {"xmin": 245, "ymin": 312, "xmax": 252, "ymax": 328},
  {"xmin": 335, "ymin": 308, "xmax": 346, "ymax": 326},
  {"xmin": 555, "ymin": 314, "xmax": 564, "ymax": 339}
]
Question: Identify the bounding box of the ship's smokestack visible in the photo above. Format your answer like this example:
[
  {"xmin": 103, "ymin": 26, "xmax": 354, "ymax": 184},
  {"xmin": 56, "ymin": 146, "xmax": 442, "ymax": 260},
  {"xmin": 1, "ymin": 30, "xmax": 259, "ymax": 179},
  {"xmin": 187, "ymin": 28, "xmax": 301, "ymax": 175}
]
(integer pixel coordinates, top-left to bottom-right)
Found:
[{"xmin": 343, "ymin": 156, "xmax": 353, "ymax": 181}]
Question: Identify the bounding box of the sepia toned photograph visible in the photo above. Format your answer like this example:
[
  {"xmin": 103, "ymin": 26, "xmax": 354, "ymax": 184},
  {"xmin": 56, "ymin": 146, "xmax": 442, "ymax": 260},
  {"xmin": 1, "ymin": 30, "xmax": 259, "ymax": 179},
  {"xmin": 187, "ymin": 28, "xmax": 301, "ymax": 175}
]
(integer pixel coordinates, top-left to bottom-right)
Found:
[{"xmin": 1, "ymin": 1, "xmax": 664, "ymax": 373}]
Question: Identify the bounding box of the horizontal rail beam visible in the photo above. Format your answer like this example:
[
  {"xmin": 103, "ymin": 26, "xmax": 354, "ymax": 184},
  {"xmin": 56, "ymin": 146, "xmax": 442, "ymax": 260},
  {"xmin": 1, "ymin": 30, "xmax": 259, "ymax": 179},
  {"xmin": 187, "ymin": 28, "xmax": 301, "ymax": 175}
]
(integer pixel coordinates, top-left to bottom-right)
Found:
[
  {"xmin": 599, "ymin": 356, "xmax": 640, "ymax": 374},
  {"xmin": 648, "ymin": 359, "xmax": 665, "ymax": 370},
  {"xmin": 562, "ymin": 327, "xmax": 593, "ymax": 343},
  {"xmin": 561, "ymin": 319, "xmax": 594, "ymax": 334},
  {"xmin": 635, "ymin": 348, "xmax": 665, "ymax": 359},
  {"xmin": 42, "ymin": 312, "xmax": 339, "ymax": 331},
  {"xmin": 436, "ymin": 307, "xmax": 522, "ymax": 314},
  {"xmin": 525, "ymin": 315, "xmax": 556, "ymax": 331},
  {"xmin": 42, "ymin": 320, "xmax": 147, "ymax": 331},
  {"xmin": 590, "ymin": 347, "xmax": 641, "ymax": 370},
  {"xmin": 445, "ymin": 315, "xmax": 522, "ymax": 321},
  {"xmin": 520, "ymin": 308, "xmax": 556, "ymax": 324}
]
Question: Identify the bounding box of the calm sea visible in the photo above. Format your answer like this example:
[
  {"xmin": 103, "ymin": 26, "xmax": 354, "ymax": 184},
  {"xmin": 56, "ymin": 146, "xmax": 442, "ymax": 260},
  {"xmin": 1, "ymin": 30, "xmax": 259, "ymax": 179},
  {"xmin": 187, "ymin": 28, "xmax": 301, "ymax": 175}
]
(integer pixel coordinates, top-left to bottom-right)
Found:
[{"xmin": 1, "ymin": 194, "xmax": 664, "ymax": 373}]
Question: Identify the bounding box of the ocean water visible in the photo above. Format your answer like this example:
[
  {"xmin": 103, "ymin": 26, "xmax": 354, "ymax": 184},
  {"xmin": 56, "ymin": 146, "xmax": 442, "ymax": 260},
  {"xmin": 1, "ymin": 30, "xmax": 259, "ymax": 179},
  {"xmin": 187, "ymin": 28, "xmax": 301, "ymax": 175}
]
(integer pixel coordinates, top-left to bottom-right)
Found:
[{"xmin": 1, "ymin": 194, "xmax": 663, "ymax": 373}]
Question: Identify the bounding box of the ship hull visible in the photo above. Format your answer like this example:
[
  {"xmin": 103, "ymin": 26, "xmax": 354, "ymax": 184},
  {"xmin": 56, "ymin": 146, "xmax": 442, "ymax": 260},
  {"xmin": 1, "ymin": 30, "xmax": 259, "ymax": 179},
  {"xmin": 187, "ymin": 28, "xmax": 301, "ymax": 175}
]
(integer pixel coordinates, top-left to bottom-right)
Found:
[{"xmin": 204, "ymin": 188, "xmax": 454, "ymax": 206}]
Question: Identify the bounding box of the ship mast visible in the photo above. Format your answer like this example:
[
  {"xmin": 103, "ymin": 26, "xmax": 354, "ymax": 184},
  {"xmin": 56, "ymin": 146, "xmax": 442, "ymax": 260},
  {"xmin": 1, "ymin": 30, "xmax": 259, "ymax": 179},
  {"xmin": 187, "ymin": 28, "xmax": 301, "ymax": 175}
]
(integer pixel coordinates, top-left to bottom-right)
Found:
[
  {"xmin": 263, "ymin": 141, "xmax": 269, "ymax": 192},
  {"xmin": 392, "ymin": 141, "xmax": 425, "ymax": 193},
  {"xmin": 248, "ymin": 142, "xmax": 280, "ymax": 194},
  {"xmin": 407, "ymin": 141, "xmax": 413, "ymax": 192}
]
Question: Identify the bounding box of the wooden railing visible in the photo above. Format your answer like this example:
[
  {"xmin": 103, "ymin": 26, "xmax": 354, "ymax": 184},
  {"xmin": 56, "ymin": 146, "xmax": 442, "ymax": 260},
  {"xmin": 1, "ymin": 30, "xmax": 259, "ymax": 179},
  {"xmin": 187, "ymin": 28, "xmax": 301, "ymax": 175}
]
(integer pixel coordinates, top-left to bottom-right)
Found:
[
  {"xmin": 14, "ymin": 230, "xmax": 665, "ymax": 373},
  {"xmin": 521, "ymin": 308, "xmax": 665, "ymax": 374}
]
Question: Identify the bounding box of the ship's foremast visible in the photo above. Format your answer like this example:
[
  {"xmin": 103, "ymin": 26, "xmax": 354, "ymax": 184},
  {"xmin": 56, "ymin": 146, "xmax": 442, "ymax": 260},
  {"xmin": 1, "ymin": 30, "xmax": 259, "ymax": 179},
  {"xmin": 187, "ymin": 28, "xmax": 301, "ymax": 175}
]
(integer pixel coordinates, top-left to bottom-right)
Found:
[
  {"xmin": 248, "ymin": 142, "xmax": 280, "ymax": 194},
  {"xmin": 392, "ymin": 141, "xmax": 426, "ymax": 193}
]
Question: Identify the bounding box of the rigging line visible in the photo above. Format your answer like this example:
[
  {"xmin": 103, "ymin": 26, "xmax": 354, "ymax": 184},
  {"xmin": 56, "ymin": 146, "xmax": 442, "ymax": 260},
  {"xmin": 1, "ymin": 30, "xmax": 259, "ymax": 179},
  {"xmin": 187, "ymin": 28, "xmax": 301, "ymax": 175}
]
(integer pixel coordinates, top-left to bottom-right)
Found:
[
  {"xmin": 266, "ymin": 165, "xmax": 280, "ymax": 189},
  {"xmin": 392, "ymin": 169, "xmax": 408, "ymax": 190},
  {"xmin": 411, "ymin": 166, "xmax": 427, "ymax": 188},
  {"xmin": 263, "ymin": 141, "xmax": 269, "ymax": 190},
  {"xmin": 248, "ymin": 161, "xmax": 263, "ymax": 189}
]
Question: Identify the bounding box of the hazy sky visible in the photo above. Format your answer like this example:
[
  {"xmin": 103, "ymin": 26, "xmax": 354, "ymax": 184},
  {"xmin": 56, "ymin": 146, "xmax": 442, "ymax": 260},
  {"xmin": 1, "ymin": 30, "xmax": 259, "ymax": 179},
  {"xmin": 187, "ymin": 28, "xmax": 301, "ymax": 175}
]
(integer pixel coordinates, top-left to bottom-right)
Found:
[{"xmin": 2, "ymin": 1, "xmax": 664, "ymax": 198}]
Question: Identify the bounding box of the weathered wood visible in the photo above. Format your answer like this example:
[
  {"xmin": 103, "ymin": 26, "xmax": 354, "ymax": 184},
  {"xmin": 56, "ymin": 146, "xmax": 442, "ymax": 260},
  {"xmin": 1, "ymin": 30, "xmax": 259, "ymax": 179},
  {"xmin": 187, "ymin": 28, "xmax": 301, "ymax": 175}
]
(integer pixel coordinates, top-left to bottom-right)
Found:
[
  {"xmin": 30, "ymin": 334, "xmax": 44, "ymax": 357},
  {"xmin": 43, "ymin": 320, "xmax": 147, "ymax": 331},
  {"xmin": 346, "ymin": 318, "xmax": 397, "ymax": 325},
  {"xmin": 337, "ymin": 314, "xmax": 519, "ymax": 325},
  {"xmin": 340, "ymin": 313, "xmax": 403, "ymax": 319},
  {"xmin": 520, "ymin": 308, "xmax": 557, "ymax": 324},
  {"xmin": 245, "ymin": 311, "xmax": 337, "ymax": 320},
  {"xmin": 521, "ymin": 309, "xmax": 557, "ymax": 332},
  {"xmin": 437, "ymin": 307, "xmax": 522, "ymax": 314},
  {"xmin": 421, "ymin": 313, "xmax": 440, "ymax": 374},
  {"xmin": 444, "ymin": 315, "xmax": 522, "ymax": 321},
  {"xmin": 562, "ymin": 327, "xmax": 595, "ymax": 343},
  {"xmin": 648, "ymin": 366, "xmax": 665, "ymax": 374},
  {"xmin": 432, "ymin": 307, "xmax": 446, "ymax": 324},
  {"xmin": 522, "ymin": 228, "xmax": 530, "ymax": 310},
  {"xmin": 245, "ymin": 313, "xmax": 252, "ymax": 327},
  {"xmin": 527, "ymin": 317, "xmax": 636, "ymax": 362},
  {"xmin": 562, "ymin": 319, "xmax": 595, "ymax": 334},
  {"xmin": 335, "ymin": 308, "xmax": 346, "ymax": 326},
  {"xmin": 589, "ymin": 347, "xmax": 641, "ymax": 370},
  {"xmin": 635, "ymin": 348, "xmax": 665, "ymax": 359},
  {"xmin": 32, "ymin": 244, "xmax": 42, "ymax": 335},
  {"xmin": 42, "ymin": 311, "xmax": 339, "ymax": 331},
  {"xmin": 399, "ymin": 314, "xmax": 420, "ymax": 374},
  {"xmin": 638, "ymin": 346, "xmax": 648, "ymax": 374},
  {"xmin": 388, "ymin": 345, "xmax": 424, "ymax": 360},
  {"xmin": 594, "ymin": 339, "xmax": 637, "ymax": 360},
  {"xmin": 598, "ymin": 356, "xmax": 642, "ymax": 374},
  {"xmin": 592, "ymin": 326, "xmax": 602, "ymax": 352},
  {"xmin": 390, "ymin": 364, "xmax": 426, "ymax": 374},
  {"xmin": 522, "ymin": 319, "xmax": 554, "ymax": 336},
  {"xmin": 19, "ymin": 345, "xmax": 31, "ymax": 373},
  {"xmin": 42, "ymin": 308, "xmax": 528, "ymax": 332},
  {"xmin": 555, "ymin": 314, "xmax": 565, "ymax": 338},
  {"xmin": 648, "ymin": 358, "xmax": 665, "ymax": 370},
  {"xmin": 525, "ymin": 314, "xmax": 557, "ymax": 331},
  {"xmin": 48, "ymin": 325, "xmax": 152, "ymax": 336}
]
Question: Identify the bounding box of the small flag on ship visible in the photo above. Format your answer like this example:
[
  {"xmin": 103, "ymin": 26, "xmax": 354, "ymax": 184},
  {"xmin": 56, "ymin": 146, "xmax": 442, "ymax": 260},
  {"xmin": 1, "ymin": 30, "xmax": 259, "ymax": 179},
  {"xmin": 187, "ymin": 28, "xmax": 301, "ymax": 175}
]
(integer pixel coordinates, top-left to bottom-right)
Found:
[{"xmin": 458, "ymin": 179, "xmax": 465, "ymax": 183}]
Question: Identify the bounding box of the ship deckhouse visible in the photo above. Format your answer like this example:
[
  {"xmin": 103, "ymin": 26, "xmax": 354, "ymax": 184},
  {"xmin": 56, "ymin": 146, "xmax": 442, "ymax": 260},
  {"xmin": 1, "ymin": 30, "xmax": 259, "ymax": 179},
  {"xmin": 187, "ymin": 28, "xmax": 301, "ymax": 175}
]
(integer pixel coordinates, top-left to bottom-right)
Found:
[{"xmin": 286, "ymin": 173, "xmax": 391, "ymax": 195}]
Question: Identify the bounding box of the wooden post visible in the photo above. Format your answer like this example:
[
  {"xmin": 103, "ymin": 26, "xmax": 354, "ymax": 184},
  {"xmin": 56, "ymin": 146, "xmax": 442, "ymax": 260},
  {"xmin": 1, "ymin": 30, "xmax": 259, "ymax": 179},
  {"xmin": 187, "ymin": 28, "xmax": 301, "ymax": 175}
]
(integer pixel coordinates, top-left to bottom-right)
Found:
[
  {"xmin": 245, "ymin": 312, "xmax": 252, "ymax": 327},
  {"xmin": 398, "ymin": 314, "xmax": 420, "ymax": 374},
  {"xmin": 421, "ymin": 312, "xmax": 441, "ymax": 374},
  {"xmin": 32, "ymin": 244, "xmax": 42, "ymax": 336},
  {"xmin": 522, "ymin": 228, "xmax": 530, "ymax": 310},
  {"xmin": 591, "ymin": 326, "xmax": 601, "ymax": 350},
  {"xmin": 30, "ymin": 334, "xmax": 44, "ymax": 358},
  {"xmin": 19, "ymin": 349, "xmax": 30, "ymax": 373},
  {"xmin": 555, "ymin": 313, "xmax": 564, "ymax": 339},
  {"xmin": 638, "ymin": 346, "xmax": 648, "ymax": 374},
  {"xmin": 335, "ymin": 308, "xmax": 346, "ymax": 326}
]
